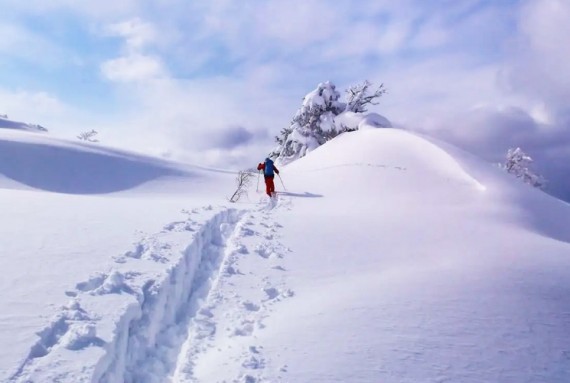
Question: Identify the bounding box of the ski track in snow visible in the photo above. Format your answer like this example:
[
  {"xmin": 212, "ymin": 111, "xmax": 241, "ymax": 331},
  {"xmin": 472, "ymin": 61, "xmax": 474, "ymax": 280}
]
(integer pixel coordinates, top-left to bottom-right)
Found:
[
  {"xmin": 8, "ymin": 196, "xmax": 294, "ymax": 383},
  {"xmin": 171, "ymin": 194, "xmax": 294, "ymax": 383}
]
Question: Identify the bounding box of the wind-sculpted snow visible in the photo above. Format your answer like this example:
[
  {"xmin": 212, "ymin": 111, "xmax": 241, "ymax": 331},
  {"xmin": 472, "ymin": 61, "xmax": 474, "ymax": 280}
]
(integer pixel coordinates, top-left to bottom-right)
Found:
[
  {"xmin": 0, "ymin": 130, "xmax": 193, "ymax": 194},
  {"xmin": 421, "ymin": 133, "xmax": 570, "ymax": 245},
  {"xmin": 0, "ymin": 116, "xmax": 47, "ymax": 133},
  {"xmin": 285, "ymin": 128, "xmax": 485, "ymax": 191}
]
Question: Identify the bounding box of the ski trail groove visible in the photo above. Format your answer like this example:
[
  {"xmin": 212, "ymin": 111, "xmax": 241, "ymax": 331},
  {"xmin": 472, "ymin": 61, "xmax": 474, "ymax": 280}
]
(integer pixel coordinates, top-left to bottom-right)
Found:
[
  {"xmin": 170, "ymin": 195, "xmax": 294, "ymax": 383},
  {"xmin": 9, "ymin": 207, "xmax": 244, "ymax": 383},
  {"xmin": 8, "ymin": 198, "xmax": 290, "ymax": 383},
  {"xmin": 93, "ymin": 208, "xmax": 246, "ymax": 383}
]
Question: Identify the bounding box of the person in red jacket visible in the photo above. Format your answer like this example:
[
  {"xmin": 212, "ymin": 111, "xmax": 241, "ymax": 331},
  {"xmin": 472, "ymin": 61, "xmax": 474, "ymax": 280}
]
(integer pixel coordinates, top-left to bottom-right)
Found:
[{"xmin": 257, "ymin": 157, "xmax": 279, "ymax": 197}]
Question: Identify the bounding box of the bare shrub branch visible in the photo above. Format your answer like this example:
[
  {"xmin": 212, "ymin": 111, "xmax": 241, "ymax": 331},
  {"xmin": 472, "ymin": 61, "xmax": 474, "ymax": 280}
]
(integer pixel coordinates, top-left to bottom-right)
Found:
[{"xmin": 229, "ymin": 170, "xmax": 254, "ymax": 203}]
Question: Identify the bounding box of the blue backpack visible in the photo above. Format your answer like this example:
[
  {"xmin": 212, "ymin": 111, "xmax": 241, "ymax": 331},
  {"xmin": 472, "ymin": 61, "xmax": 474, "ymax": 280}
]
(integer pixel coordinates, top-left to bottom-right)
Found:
[{"xmin": 264, "ymin": 158, "xmax": 275, "ymax": 177}]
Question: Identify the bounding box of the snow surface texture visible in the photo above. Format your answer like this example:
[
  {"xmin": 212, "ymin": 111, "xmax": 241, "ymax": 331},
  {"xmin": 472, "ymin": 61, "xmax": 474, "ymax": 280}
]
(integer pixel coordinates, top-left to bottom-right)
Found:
[{"xmin": 2, "ymin": 127, "xmax": 570, "ymax": 382}]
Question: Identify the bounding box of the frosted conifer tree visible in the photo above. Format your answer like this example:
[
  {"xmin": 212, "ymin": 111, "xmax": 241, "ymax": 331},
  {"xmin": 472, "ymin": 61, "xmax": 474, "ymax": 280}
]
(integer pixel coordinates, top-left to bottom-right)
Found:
[
  {"xmin": 272, "ymin": 81, "xmax": 344, "ymax": 165},
  {"xmin": 502, "ymin": 147, "xmax": 545, "ymax": 188},
  {"xmin": 272, "ymin": 80, "xmax": 389, "ymax": 165}
]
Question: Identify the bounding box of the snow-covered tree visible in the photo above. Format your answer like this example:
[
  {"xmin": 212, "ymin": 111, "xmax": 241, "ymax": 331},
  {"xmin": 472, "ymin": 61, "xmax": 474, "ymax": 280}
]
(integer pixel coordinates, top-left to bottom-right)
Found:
[
  {"xmin": 272, "ymin": 80, "xmax": 389, "ymax": 165},
  {"xmin": 77, "ymin": 129, "xmax": 99, "ymax": 143},
  {"xmin": 345, "ymin": 80, "xmax": 386, "ymax": 113},
  {"xmin": 501, "ymin": 147, "xmax": 545, "ymax": 189},
  {"xmin": 272, "ymin": 81, "xmax": 345, "ymax": 165}
]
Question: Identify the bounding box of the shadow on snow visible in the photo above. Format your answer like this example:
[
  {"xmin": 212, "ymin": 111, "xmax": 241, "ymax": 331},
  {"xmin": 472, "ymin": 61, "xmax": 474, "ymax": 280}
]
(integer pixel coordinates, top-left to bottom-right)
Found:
[{"xmin": 277, "ymin": 191, "xmax": 323, "ymax": 198}]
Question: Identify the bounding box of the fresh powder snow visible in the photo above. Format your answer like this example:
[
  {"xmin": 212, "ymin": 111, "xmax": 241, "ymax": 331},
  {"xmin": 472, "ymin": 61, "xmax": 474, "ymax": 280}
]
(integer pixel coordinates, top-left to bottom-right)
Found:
[{"xmin": 1, "ymin": 124, "xmax": 570, "ymax": 383}]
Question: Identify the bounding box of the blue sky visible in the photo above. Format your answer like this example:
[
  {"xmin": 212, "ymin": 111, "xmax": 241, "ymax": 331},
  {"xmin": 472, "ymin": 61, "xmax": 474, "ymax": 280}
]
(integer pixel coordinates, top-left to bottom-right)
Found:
[{"xmin": 1, "ymin": 0, "xmax": 569, "ymax": 199}]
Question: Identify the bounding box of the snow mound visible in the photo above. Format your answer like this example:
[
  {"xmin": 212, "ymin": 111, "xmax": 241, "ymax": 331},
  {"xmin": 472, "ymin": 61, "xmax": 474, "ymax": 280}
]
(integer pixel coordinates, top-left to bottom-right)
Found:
[
  {"xmin": 358, "ymin": 112, "xmax": 392, "ymax": 129},
  {"xmin": 285, "ymin": 127, "xmax": 482, "ymax": 189},
  {"xmin": 271, "ymin": 128, "xmax": 570, "ymax": 382},
  {"xmin": 285, "ymin": 128, "xmax": 570, "ymax": 244},
  {"xmin": 334, "ymin": 111, "xmax": 392, "ymax": 131},
  {"xmin": 0, "ymin": 129, "xmax": 202, "ymax": 194}
]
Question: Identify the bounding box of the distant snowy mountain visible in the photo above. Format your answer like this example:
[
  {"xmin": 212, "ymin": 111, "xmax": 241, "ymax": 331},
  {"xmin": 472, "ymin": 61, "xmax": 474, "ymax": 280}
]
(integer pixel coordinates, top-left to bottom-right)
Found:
[
  {"xmin": 0, "ymin": 115, "xmax": 48, "ymax": 133},
  {"xmin": 2, "ymin": 125, "xmax": 570, "ymax": 383}
]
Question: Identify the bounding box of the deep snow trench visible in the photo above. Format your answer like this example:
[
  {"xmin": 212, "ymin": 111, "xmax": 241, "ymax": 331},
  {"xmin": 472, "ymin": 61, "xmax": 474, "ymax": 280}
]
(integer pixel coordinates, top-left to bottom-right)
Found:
[
  {"xmin": 94, "ymin": 208, "xmax": 245, "ymax": 383},
  {"xmin": 93, "ymin": 198, "xmax": 292, "ymax": 383}
]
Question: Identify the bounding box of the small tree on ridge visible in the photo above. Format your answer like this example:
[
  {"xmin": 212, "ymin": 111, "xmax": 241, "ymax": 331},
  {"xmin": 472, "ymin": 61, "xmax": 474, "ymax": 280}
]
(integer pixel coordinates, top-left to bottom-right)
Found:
[{"xmin": 501, "ymin": 147, "xmax": 545, "ymax": 189}]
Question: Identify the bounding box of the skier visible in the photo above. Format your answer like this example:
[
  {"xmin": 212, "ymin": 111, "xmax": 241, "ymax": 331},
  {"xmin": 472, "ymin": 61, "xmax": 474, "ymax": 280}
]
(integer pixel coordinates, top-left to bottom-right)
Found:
[{"xmin": 257, "ymin": 158, "xmax": 279, "ymax": 197}]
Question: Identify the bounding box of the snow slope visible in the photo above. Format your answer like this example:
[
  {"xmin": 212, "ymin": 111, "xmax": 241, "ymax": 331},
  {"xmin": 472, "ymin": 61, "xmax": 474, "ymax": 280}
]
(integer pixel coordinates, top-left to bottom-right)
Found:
[
  {"xmin": 0, "ymin": 129, "xmax": 238, "ymax": 382},
  {"xmin": 258, "ymin": 128, "xmax": 570, "ymax": 382},
  {"xmin": 2, "ymin": 127, "xmax": 570, "ymax": 382}
]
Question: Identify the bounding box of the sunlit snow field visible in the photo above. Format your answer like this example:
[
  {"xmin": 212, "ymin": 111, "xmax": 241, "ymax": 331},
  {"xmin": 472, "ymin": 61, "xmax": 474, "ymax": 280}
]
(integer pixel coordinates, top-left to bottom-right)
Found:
[{"xmin": 1, "ymin": 126, "xmax": 570, "ymax": 383}]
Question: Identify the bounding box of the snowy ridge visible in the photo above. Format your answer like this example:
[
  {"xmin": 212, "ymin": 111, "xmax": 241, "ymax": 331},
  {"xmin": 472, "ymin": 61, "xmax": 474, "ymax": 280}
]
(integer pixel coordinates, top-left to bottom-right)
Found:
[
  {"xmin": 420, "ymin": 132, "xmax": 570, "ymax": 244},
  {"xmin": 0, "ymin": 129, "xmax": 193, "ymax": 194},
  {"xmin": 286, "ymin": 128, "xmax": 484, "ymax": 191},
  {"xmin": 0, "ymin": 116, "xmax": 47, "ymax": 133},
  {"xmin": 9, "ymin": 206, "xmax": 246, "ymax": 383}
]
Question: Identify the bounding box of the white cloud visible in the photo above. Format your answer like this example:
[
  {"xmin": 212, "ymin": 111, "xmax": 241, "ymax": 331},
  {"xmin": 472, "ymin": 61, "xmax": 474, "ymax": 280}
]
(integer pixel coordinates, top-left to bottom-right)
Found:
[
  {"xmin": 100, "ymin": 18, "xmax": 166, "ymax": 83},
  {"xmin": 409, "ymin": 17, "xmax": 450, "ymax": 50},
  {"xmin": 254, "ymin": 0, "xmax": 342, "ymax": 48},
  {"xmin": 104, "ymin": 18, "xmax": 157, "ymax": 51},
  {"xmin": 0, "ymin": 23, "xmax": 68, "ymax": 67},
  {"xmin": 93, "ymin": 72, "xmax": 296, "ymax": 169},
  {"xmin": 101, "ymin": 54, "xmax": 165, "ymax": 82},
  {"xmin": 0, "ymin": 89, "xmax": 67, "ymax": 118},
  {"xmin": 373, "ymin": 54, "xmax": 505, "ymax": 128},
  {"xmin": 321, "ymin": 18, "xmax": 413, "ymax": 61},
  {"xmin": 1, "ymin": 0, "xmax": 139, "ymax": 20},
  {"xmin": 505, "ymin": 0, "xmax": 570, "ymax": 113},
  {"xmin": 520, "ymin": 0, "xmax": 570, "ymax": 57}
]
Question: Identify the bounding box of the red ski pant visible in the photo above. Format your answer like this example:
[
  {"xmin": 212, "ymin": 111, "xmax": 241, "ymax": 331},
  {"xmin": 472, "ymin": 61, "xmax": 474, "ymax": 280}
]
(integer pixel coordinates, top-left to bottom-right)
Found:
[{"xmin": 264, "ymin": 176, "xmax": 275, "ymax": 196}]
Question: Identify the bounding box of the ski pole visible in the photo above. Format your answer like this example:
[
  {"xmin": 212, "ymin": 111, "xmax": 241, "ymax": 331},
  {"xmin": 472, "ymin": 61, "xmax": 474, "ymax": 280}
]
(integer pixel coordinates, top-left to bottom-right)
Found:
[
  {"xmin": 256, "ymin": 170, "xmax": 261, "ymax": 192},
  {"xmin": 277, "ymin": 173, "xmax": 287, "ymax": 191}
]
